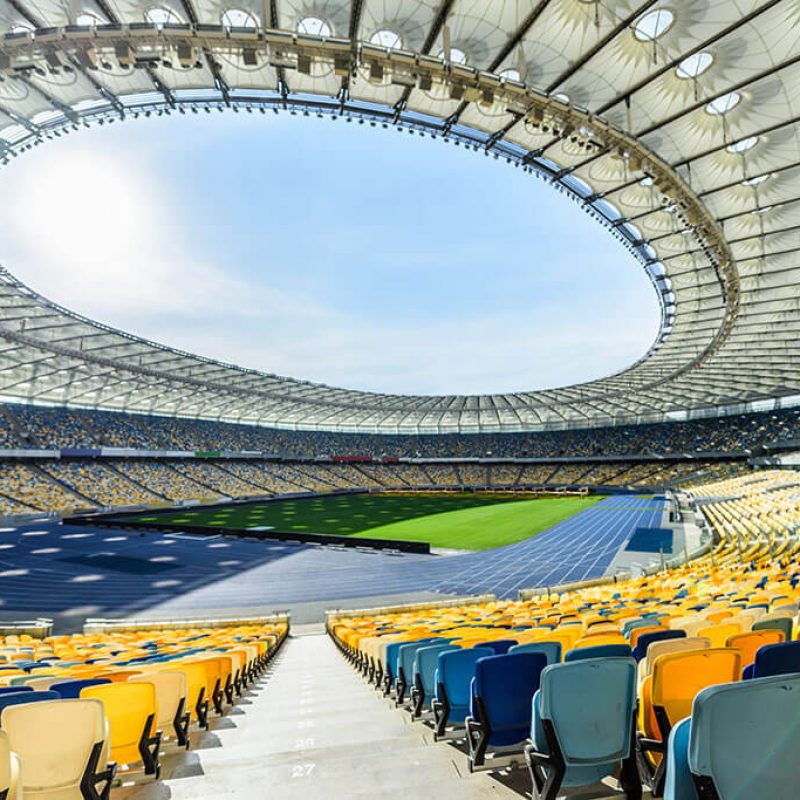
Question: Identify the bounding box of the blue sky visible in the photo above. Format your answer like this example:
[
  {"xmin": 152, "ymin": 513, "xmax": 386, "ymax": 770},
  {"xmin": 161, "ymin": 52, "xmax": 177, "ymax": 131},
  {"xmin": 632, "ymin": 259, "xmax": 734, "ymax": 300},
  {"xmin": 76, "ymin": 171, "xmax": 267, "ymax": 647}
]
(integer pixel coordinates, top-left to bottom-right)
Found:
[{"xmin": 0, "ymin": 112, "xmax": 659, "ymax": 395}]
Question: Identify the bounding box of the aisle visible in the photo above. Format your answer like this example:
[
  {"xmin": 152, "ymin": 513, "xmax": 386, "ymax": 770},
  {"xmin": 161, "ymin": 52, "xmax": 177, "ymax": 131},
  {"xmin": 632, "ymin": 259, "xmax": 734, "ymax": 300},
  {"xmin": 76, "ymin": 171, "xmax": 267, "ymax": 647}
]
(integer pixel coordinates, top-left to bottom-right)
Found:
[{"xmin": 118, "ymin": 632, "xmax": 526, "ymax": 799}]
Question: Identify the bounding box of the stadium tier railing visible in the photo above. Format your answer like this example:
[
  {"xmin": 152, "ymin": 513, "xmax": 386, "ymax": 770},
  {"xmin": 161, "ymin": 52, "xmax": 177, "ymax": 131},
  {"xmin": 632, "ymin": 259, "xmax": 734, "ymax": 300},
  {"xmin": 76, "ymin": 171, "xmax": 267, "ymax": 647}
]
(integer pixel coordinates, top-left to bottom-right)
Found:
[
  {"xmin": 0, "ymin": 618, "xmax": 53, "ymax": 639},
  {"xmin": 83, "ymin": 612, "xmax": 290, "ymax": 635}
]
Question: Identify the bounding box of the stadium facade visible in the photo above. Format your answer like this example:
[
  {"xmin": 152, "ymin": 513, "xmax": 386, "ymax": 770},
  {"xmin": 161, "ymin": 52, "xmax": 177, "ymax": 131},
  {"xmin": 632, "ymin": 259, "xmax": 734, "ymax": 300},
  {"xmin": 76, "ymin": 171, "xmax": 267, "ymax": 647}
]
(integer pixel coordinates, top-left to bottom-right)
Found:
[{"xmin": 0, "ymin": 0, "xmax": 797, "ymax": 433}]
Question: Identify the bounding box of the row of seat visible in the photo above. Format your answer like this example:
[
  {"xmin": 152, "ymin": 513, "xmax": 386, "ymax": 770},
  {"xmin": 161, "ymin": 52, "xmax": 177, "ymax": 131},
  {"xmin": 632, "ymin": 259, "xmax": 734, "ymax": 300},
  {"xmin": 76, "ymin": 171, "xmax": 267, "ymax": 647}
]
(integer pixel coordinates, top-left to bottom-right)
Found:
[{"xmin": 0, "ymin": 619, "xmax": 288, "ymax": 798}]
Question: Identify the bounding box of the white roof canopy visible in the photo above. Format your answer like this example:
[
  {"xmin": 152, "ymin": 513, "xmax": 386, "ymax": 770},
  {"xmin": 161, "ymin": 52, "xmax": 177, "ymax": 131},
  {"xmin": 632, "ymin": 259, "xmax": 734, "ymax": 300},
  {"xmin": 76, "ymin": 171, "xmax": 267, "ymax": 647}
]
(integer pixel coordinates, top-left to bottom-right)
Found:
[{"xmin": 0, "ymin": 0, "xmax": 796, "ymax": 433}]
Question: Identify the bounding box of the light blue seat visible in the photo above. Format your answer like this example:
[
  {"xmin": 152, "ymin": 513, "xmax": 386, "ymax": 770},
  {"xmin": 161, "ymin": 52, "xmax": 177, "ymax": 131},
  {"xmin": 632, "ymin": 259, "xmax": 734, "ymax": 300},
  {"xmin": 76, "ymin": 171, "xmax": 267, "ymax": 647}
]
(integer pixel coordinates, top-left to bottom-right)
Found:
[
  {"xmin": 686, "ymin": 674, "xmax": 800, "ymax": 800},
  {"xmin": 396, "ymin": 639, "xmax": 443, "ymax": 705},
  {"xmin": 525, "ymin": 657, "xmax": 640, "ymax": 799},
  {"xmin": 466, "ymin": 652, "xmax": 548, "ymax": 770},
  {"xmin": 564, "ymin": 643, "xmax": 632, "ymax": 662},
  {"xmin": 411, "ymin": 644, "xmax": 459, "ymax": 717},
  {"xmin": 664, "ymin": 719, "xmax": 697, "ymax": 800},
  {"xmin": 432, "ymin": 647, "xmax": 493, "ymax": 739},
  {"xmin": 508, "ymin": 642, "xmax": 562, "ymax": 664}
]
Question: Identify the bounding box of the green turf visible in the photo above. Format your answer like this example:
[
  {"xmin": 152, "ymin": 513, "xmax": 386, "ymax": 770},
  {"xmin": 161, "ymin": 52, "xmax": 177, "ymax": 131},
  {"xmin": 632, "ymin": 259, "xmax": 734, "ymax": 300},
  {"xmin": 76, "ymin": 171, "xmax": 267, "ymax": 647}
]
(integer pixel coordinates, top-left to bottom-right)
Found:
[{"xmin": 127, "ymin": 492, "xmax": 602, "ymax": 551}]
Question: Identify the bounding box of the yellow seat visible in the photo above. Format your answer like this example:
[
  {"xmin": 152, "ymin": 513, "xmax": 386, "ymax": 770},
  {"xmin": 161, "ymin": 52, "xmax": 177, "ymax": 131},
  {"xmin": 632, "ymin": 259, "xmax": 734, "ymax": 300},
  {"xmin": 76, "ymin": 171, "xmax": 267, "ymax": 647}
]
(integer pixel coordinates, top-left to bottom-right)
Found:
[
  {"xmin": 81, "ymin": 681, "xmax": 161, "ymax": 776},
  {"xmin": 639, "ymin": 637, "xmax": 711, "ymax": 689},
  {"xmin": 178, "ymin": 661, "xmax": 211, "ymax": 729},
  {"xmin": 695, "ymin": 623, "xmax": 742, "ymax": 648},
  {"xmin": 2, "ymin": 698, "xmax": 115, "ymax": 800},
  {"xmin": 130, "ymin": 670, "xmax": 190, "ymax": 749},
  {"xmin": 726, "ymin": 630, "xmax": 785, "ymax": 674},
  {"xmin": 0, "ymin": 729, "xmax": 21, "ymax": 800}
]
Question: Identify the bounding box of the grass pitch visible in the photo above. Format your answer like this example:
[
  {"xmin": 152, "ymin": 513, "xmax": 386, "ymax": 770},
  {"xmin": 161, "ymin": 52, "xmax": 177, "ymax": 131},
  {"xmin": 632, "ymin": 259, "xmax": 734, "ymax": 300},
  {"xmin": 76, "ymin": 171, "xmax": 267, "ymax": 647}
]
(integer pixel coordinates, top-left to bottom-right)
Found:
[{"xmin": 130, "ymin": 492, "xmax": 601, "ymax": 551}]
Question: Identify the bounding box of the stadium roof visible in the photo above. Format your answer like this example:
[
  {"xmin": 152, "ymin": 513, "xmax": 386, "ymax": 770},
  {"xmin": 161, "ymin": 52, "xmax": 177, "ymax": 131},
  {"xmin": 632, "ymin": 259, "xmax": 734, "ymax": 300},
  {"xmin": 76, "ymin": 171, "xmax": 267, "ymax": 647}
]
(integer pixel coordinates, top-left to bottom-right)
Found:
[{"xmin": 0, "ymin": 0, "xmax": 797, "ymax": 434}]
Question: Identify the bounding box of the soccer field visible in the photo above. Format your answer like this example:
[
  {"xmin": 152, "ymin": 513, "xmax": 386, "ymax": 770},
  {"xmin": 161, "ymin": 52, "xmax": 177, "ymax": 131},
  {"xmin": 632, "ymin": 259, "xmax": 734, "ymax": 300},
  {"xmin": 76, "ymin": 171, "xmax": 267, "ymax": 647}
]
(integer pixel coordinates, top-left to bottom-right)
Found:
[{"xmin": 129, "ymin": 492, "xmax": 602, "ymax": 551}]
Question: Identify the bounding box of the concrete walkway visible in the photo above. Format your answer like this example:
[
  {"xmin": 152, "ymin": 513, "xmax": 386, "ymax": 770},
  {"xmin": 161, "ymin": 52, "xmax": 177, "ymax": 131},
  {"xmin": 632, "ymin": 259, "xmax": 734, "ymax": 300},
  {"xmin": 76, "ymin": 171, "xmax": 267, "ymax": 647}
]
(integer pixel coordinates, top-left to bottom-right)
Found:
[{"xmin": 117, "ymin": 632, "xmax": 529, "ymax": 799}]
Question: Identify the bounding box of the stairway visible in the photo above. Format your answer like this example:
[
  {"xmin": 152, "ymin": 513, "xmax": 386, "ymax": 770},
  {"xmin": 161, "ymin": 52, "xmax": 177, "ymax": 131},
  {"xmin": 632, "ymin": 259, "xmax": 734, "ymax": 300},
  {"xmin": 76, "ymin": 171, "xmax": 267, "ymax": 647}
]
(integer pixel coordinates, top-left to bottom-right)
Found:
[{"xmin": 117, "ymin": 632, "xmax": 529, "ymax": 799}]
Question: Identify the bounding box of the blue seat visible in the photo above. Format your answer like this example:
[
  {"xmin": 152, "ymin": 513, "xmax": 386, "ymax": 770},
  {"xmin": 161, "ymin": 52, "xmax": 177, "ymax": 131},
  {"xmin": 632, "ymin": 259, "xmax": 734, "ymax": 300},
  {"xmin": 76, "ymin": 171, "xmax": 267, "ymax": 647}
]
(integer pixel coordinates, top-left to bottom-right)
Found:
[
  {"xmin": 396, "ymin": 639, "xmax": 443, "ymax": 705},
  {"xmin": 744, "ymin": 640, "xmax": 800, "ymax": 680},
  {"xmin": 664, "ymin": 718, "xmax": 697, "ymax": 800},
  {"xmin": 525, "ymin": 658, "xmax": 640, "ymax": 800},
  {"xmin": 432, "ymin": 647, "xmax": 494, "ymax": 739},
  {"xmin": 509, "ymin": 642, "xmax": 562, "ymax": 664},
  {"xmin": 0, "ymin": 690, "xmax": 59, "ymax": 718},
  {"xmin": 465, "ymin": 652, "xmax": 548, "ymax": 769},
  {"xmin": 472, "ymin": 639, "xmax": 518, "ymax": 655},
  {"xmin": 50, "ymin": 678, "xmax": 111, "ymax": 699},
  {"xmin": 671, "ymin": 674, "xmax": 800, "ymax": 800},
  {"xmin": 411, "ymin": 644, "xmax": 459, "ymax": 717},
  {"xmin": 383, "ymin": 642, "xmax": 406, "ymax": 692},
  {"xmin": 0, "ymin": 686, "xmax": 33, "ymax": 696},
  {"xmin": 633, "ymin": 630, "xmax": 686, "ymax": 663},
  {"xmin": 564, "ymin": 644, "xmax": 632, "ymax": 662}
]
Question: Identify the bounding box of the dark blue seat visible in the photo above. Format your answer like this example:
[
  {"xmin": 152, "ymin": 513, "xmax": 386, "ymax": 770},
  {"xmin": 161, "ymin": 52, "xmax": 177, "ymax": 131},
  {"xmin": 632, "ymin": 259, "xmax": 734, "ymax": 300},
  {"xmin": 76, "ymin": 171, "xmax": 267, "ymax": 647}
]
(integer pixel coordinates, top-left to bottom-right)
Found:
[
  {"xmin": 564, "ymin": 644, "xmax": 632, "ymax": 662},
  {"xmin": 432, "ymin": 647, "xmax": 494, "ymax": 739},
  {"xmin": 633, "ymin": 630, "xmax": 686, "ymax": 663},
  {"xmin": 411, "ymin": 644, "xmax": 458, "ymax": 717},
  {"xmin": 743, "ymin": 640, "xmax": 800, "ymax": 680},
  {"xmin": 509, "ymin": 642, "xmax": 562, "ymax": 664},
  {"xmin": 465, "ymin": 652, "xmax": 548, "ymax": 769},
  {"xmin": 0, "ymin": 686, "xmax": 33, "ymax": 696},
  {"xmin": 472, "ymin": 639, "xmax": 518, "ymax": 655},
  {"xmin": 0, "ymin": 690, "xmax": 59, "ymax": 718},
  {"xmin": 50, "ymin": 678, "xmax": 111, "ymax": 699},
  {"xmin": 526, "ymin": 658, "xmax": 639, "ymax": 799}
]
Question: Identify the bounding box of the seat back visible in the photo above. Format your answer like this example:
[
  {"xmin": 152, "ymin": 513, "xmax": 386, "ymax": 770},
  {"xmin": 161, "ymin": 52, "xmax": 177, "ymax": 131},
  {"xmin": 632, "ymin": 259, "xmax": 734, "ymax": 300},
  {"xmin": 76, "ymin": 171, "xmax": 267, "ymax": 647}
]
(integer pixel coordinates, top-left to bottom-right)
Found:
[
  {"xmin": 50, "ymin": 678, "xmax": 111, "ymax": 699},
  {"xmin": 643, "ymin": 637, "xmax": 711, "ymax": 682},
  {"xmin": 130, "ymin": 671, "xmax": 186, "ymax": 730},
  {"xmin": 689, "ymin": 674, "xmax": 800, "ymax": 800},
  {"xmin": 0, "ymin": 729, "xmax": 17, "ymax": 800},
  {"xmin": 472, "ymin": 639, "xmax": 518, "ymax": 655},
  {"xmin": 0, "ymin": 690, "xmax": 59, "ymax": 718},
  {"xmin": 664, "ymin": 718, "xmax": 698, "ymax": 800},
  {"xmin": 695, "ymin": 623, "xmax": 741, "ymax": 649},
  {"xmin": 82, "ymin": 681, "xmax": 157, "ymax": 766},
  {"xmin": 473, "ymin": 652, "xmax": 548, "ymax": 747},
  {"xmin": 0, "ymin": 686, "xmax": 32, "ymax": 696},
  {"xmin": 508, "ymin": 641, "xmax": 562, "ymax": 664},
  {"xmin": 414, "ymin": 645, "xmax": 458, "ymax": 701},
  {"xmin": 633, "ymin": 629, "xmax": 686, "ymax": 663},
  {"xmin": 437, "ymin": 647, "xmax": 494, "ymax": 721},
  {"xmin": 3, "ymin": 698, "xmax": 107, "ymax": 795},
  {"xmin": 539, "ymin": 658, "xmax": 636, "ymax": 767},
  {"xmin": 752, "ymin": 616, "xmax": 793, "ymax": 642},
  {"xmin": 726, "ymin": 630, "xmax": 785, "ymax": 674},
  {"xmin": 399, "ymin": 640, "xmax": 442, "ymax": 686},
  {"xmin": 565, "ymin": 643, "xmax": 631, "ymax": 662},
  {"xmin": 652, "ymin": 649, "xmax": 741, "ymax": 728},
  {"xmin": 751, "ymin": 640, "xmax": 800, "ymax": 679}
]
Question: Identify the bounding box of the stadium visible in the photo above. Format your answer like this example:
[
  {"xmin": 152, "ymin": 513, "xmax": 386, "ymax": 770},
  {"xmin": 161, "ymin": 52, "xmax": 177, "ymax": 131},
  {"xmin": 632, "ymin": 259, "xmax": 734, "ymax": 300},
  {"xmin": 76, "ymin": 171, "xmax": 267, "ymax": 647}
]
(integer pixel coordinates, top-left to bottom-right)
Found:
[{"xmin": 0, "ymin": 0, "xmax": 799, "ymax": 797}]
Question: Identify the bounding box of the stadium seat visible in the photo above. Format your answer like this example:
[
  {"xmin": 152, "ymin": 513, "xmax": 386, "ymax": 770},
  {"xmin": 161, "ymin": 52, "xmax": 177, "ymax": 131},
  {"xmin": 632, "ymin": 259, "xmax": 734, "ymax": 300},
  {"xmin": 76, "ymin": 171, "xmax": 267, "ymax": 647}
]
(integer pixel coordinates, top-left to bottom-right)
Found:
[
  {"xmin": 525, "ymin": 658, "xmax": 640, "ymax": 800},
  {"xmin": 639, "ymin": 649, "xmax": 741, "ymax": 795},
  {"xmin": 0, "ymin": 690, "xmax": 59, "ymax": 718},
  {"xmin": 508, "ymin": 642, "xmax": 562, "ymax": 664},
  {"xmin": 130, "ymin": 670, "xmax": 191, "ymax": 748},
  {"xmin": 395, "ymin": 639, "xmax": 444, "ymax": 705},
  {"xmin": 564, "ymin": 643, "xmax": 632, "ymax": 662},
  {"xmin": 639, "ymin": 637, "xmax": 711, "ymax": 689},
  {"xmin": 471, "ymin": 639, "xmax": 518, "ymax": 655},
  {"xmin": 632, "ymin": 630, "xmax": 686, "ymax": 663},
  {"xmin": 81, "ymin": 682, "xmax": 162, "ymax": 776},
  {"xmin": 0, "ymin": 686, "xmax": 32, "ymax": 697},
  {"xmin": 2, "ymin": 698, "xmax": 116, "ymax": 800},
  {"xmin": 178, "ymin": 661, "xmax": 211, "ymax": 729},
  {"xmin": 667, "ymin": 674, "xmax": 800, "ymax": 800},
  {"xmin": 432, "ymin": 647, "xmax": 494, "ymax": 739},
  {"xmin": 51, "ymin": 678, "xmax": 111, "ymax": 699},
  {"xmin": 743, "ymin": 640, "xmax": 800, "ymax": 680},
  {"xmin": 752, "ymin": 616, "xmax": 793, "ymax": 642},
  {"xmin": 410, "ymin": 644, "xmax": 458, "ymax": 718},
  {"xmin": 0, "ymin": 729, "xmax": 21, "ymax": 800},
  {"xmin": 465, "ymin": 652, "xmax": 548, "ymax": 769},
  {"xmin": 663, "ymin": 719, "xmax": 696, "ymax": 800},
  {"xmin": 725, "ymin": 630, "xmax": 784, "ymax": 675}
]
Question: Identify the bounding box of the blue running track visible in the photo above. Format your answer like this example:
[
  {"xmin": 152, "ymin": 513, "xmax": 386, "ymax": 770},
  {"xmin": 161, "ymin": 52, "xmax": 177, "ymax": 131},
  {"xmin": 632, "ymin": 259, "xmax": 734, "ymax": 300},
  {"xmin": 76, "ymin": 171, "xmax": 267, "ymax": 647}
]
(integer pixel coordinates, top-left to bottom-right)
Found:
[{"xmin": 0, "ymin": 496, "xmax": 663, "ymax": 622}]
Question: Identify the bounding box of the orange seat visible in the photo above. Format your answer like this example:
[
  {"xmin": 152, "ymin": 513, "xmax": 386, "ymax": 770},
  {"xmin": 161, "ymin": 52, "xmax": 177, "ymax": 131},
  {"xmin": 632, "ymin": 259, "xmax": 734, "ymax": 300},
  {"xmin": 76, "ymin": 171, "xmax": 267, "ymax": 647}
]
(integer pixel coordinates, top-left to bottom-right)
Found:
[
  {"xmin": 696, "ymin": 623, "xmax": 742, "ymax": 648},
  {"xmin": 726, "ymin": 630, "xmax": 785, "ymax": 674}
]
